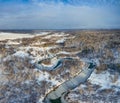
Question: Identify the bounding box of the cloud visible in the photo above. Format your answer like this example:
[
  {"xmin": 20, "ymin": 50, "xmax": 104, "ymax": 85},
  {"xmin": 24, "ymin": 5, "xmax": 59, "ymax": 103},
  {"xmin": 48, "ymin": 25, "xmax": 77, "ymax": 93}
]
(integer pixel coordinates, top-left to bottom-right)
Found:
[
  {"xmin": 0, "ymin": 0, "xmax": 120, "ymax": 29},
  {"xmin": 30, "ymin": 0, "xmax": 120, "ymax": 6}
]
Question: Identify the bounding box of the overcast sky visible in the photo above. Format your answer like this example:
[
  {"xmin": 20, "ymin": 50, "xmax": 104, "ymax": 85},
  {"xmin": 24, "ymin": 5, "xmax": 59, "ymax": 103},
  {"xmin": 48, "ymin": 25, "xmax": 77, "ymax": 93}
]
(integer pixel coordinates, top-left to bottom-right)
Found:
[{"xmin": 0, "ymin": 0, "xmax": 120, "ymax": 29}]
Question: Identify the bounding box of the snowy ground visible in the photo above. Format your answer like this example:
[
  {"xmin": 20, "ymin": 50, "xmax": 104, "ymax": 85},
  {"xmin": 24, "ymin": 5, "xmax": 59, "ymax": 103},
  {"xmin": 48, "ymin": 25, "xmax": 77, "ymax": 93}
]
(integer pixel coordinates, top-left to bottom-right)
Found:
[
  {"xmin": 0, "ymin": 30, "xmax": 120, "ymax": 103},
  {"xmin": 0, "ymin": 32, "xmax": 50, "ymax": 40}
]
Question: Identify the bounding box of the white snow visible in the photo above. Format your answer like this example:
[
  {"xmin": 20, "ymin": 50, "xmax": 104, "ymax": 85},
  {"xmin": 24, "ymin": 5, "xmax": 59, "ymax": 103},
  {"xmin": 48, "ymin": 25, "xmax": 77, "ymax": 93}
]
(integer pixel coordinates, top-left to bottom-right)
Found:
[
  {"xmin": 0, "ymin": 32, "xmax": 50, "ymax": 41},
  {"xmin": 111, "ymin": 49, "xmax": 120, "ymax": 58},
  {"xmin": 37, "ymin": 97, "xmax": 44, "ymax": 103},
  {"xmin": 56, "ymin": 51, "xmax": 70, "ymax": 55},
  {"xmin": 50, "ymin": 78, "xmax": 61, "ymax": 86},
  {"xmin": 68, "ymin": 93, "xmax": 79, "ymax": 101},
  {"xmin": 37, "ymin": 71, "xmax": 50, "ymax": 82},
  {"xmin": 37, "ymin": 71, "xmax": 61, "ymax": 86},
  {"xmin": 32, "ymin": 41, "xmax": 46, "ymax": 45},
  {"xmin": 19, "ymin": 46, "xmax": 57, "ymax": 60},
  {"xmin": 3, "ymin": 55, "xmax": 12, "ymax": 62},
  {"xmin": 56, "ymin": 38, "xmax": 65, "ymax": 43},
  {"xmin": 13, "ymin": 51, "xmax": 29, "ymax": 58},
  {"xmin": 0, "ymin": 32, "xmax": 34, "ymax": 40},
  {"xmin": 44, "ymin": 33, "xmax": 65, "ymax": 39},
  {"xmin": 89, "ymin": 70, "xmax": 120, "ymax": 91},
  {"xmin": 35, "ymin": 32, "xmax": 50, "ymax": 36},
  {"xmin": 7, "ymin": 40, "xmax": 20, "ymax": 45}
]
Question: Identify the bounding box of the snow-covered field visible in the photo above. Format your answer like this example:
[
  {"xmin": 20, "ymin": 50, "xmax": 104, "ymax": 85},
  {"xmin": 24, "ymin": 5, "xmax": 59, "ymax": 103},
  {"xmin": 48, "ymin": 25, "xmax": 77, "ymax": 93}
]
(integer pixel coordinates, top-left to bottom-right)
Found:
[
  {"xmin": 0, "ymin": 32, "xmax": 50, "ymax": 40},
  {"xmin": 0, "ymin": 30, "xmax": 120, "ymax": 103}
]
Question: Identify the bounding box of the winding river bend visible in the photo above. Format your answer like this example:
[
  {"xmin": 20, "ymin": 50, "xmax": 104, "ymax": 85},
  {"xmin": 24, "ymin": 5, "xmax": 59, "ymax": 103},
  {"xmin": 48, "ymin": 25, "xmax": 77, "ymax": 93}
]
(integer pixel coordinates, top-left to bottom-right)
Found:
[{"xmin": 35, "ymin": 58, "xmax": 96, "ymax": 103}]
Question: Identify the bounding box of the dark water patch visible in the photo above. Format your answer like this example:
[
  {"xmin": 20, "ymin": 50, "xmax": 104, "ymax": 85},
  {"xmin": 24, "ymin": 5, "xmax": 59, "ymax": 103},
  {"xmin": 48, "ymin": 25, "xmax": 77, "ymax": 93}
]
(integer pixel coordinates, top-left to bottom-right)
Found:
[{"xmin": 50, "ymin": 97, "xmax": 61, "ymax": 103}]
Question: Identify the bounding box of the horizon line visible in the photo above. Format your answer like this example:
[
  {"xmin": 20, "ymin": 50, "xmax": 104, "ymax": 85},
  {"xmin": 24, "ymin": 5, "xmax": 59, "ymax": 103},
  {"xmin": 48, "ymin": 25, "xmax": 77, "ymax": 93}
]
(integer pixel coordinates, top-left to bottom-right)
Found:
[{"xmin": 0, "ymin": 28, "xmax": 120, "ymax": 31}]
